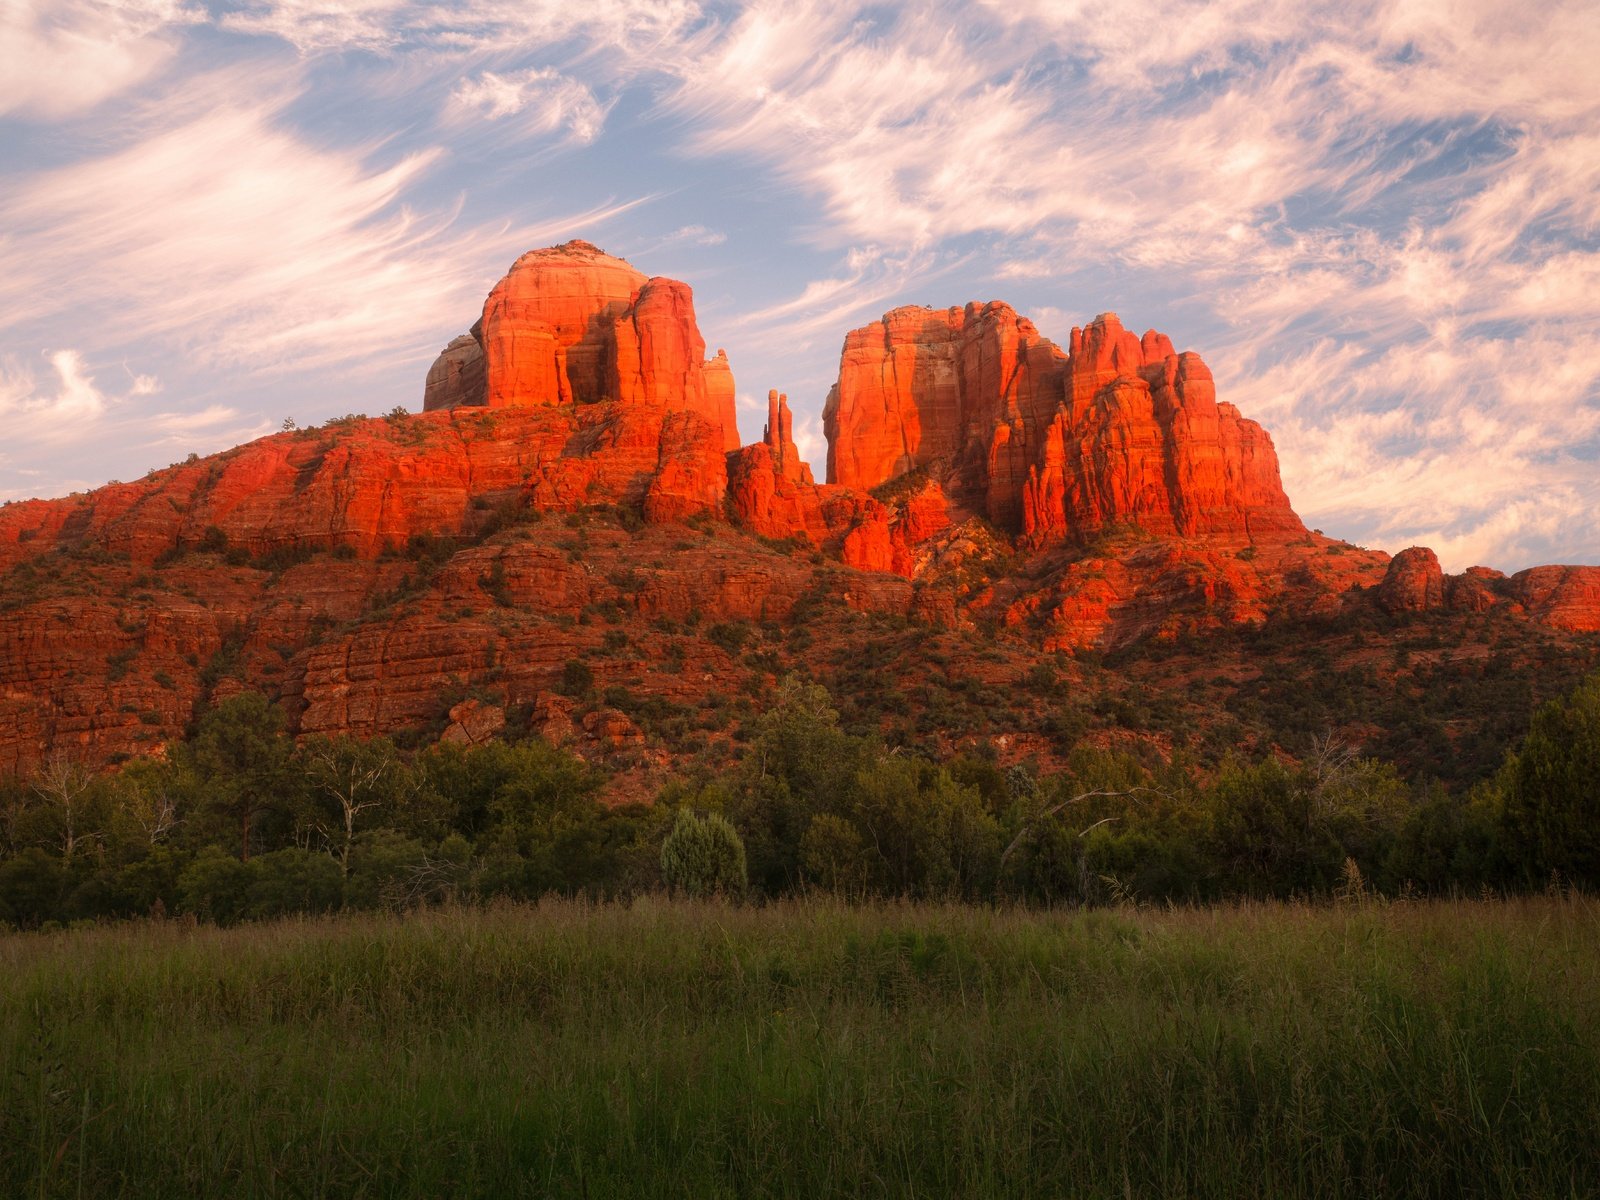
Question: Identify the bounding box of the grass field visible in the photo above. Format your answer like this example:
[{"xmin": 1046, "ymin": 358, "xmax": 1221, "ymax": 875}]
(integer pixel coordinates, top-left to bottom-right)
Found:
[{"xmin": 2, "ymin": 896, "xmax": 1597, "ymax": 1198}]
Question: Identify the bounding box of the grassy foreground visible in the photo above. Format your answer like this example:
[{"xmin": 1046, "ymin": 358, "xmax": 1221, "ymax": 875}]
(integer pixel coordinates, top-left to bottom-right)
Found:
[{"xmin": 2, "ymin": 898, "xmax": 1597, "ymax": 1199}]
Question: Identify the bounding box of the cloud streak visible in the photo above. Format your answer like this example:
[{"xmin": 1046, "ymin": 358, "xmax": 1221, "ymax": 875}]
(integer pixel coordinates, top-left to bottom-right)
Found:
[
  {"xmin": 0, "ymin": 72, "xmax": 646, "ymax": 375},
  {"xmin": 0, "ymin": 0, "xmax": 201, "ymax": 119}
]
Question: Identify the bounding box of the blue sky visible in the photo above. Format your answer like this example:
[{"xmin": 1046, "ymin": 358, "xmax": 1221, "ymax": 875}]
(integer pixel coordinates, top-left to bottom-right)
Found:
[{"xmin": 2, "ymin": 0, "xmax": 1597, "ymax": 571}]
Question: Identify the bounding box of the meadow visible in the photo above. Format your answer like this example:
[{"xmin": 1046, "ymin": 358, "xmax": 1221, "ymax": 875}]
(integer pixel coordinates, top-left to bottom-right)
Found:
[{"xmin": 2, "ymin": 896, "xmax": 1597, "ymax": 1199}]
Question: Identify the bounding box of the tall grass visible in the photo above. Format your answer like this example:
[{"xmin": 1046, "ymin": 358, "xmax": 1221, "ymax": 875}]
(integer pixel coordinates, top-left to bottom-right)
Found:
[{"xmin": 2, "ymin": 896, "xmax": 1597, "ymax": 1198}]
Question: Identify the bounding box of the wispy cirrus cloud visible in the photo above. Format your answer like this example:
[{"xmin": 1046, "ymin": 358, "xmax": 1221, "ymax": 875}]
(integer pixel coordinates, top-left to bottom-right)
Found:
[
  {"xmin": 217, "ymin": 0, "xmax": 704, "ymax": 57},
  {"xmin": 216, "ymin": 0, "xmax": 409, "ymax": 54},
  {"xmin": 0, "ymin": 0, "xmax": 202, "ymax": 118},
  {"xmin": 449, "ymin": 67, "xmax": 610, "ymax": 143},
  {"xmin": 0, "ymin": 349, "xmax": 272, "ymax": 499},
  {"xmin": 0, "ymin": 71, "xmax": 645, "ymax": 374},
  {"xmin": 634, "ymin": 0, "xmax": 1599, "ymax": 568}
]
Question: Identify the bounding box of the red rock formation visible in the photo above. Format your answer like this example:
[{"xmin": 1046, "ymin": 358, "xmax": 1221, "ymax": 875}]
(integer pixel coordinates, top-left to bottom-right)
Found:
[
  {"xmin": 0, "ymin": 396, "xmax": 735, "ymax": 573},
  {"xmin": 823, "ymin": 302, "xmax": 1063, "ymax": 525},
  {"xmin": 642, "ymin": 412, "xmax": 729, "ymax": 524},
  {"xmin": 762, "ymin": 390, "xmax": 812, "ymax": 486},
  {"xmin": 824, "ymin": 306, "xmax": 1302, "ymax": 548},
  {"xmin": 1369, "ymin": 553, "xmax": 1600, "ymax": 632},
  {"xmin": 1446, "ymin": 567, "xmax": 1504, "ymax": 614},
  {"xmin": 421, "ymin": 330, "xmax": 486, "ymax": 411},
  {"xmin": 1018, "ymin": 318, "xmax": 1302, "ymax": 547},
  {"xmin": 441, "ymin": 699, "xmax": 506, "ymax": 746},
  {"xmin": 1507, "ymin": 565, "xmax": 1600, "ymax": 632},
  {"xmin": 727, "ymin": 390, "xmax": 831, "ymax": 543},
  {"xmin": 1378, "ymin": 547, "xmax": 1446, "ymax": 613},
  {"xmin": 705, "ymin": 350, "xmax": 739, "ymax": 452},
  {"xmin": 6, "ymin": 242, "xmax": 1600, "ymax": 782},
  {"xmin": 421, "ymin": 241, "xmax": 740, "ymax": 452},
  {"xmin": 480, "ymin": 241, "xmax": 646, "ymax": 407}
]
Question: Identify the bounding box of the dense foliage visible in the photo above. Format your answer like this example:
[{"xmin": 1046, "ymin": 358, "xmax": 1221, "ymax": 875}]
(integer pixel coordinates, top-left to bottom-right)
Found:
[{"xmin": 2, "ymin": 670, "xmax": 1597, "ymax": 928}]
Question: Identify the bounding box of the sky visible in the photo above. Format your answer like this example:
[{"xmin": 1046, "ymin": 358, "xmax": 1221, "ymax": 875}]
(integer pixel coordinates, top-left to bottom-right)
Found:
[{"xmin": 1, "ymin": 0, "xmax": 1597, "ymax": 572}]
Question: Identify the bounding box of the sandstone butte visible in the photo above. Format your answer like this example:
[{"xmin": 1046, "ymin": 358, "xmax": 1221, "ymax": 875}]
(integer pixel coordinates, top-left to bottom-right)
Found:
[{"xmin": 0, "ymin": 239, "xmax": 1596, "ymax": 778}]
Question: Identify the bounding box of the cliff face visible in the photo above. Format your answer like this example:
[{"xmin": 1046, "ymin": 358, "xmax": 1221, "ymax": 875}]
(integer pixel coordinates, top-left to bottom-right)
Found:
[
  {"xmin": 822, "ymin": 302, "xmax": 1063, "ymax": 526},
  {"xmin": 2, "ymin": 241, "xmax": 1597, "ymax": 780},
  {"xmin": 823, "ymin": 307, "xmax": 1302, "ymax": 547},
  {"xmin": 423, "ymin": 241, "xmax": 740, "ymax": 452},
  {"xmin": 0, "ymin": 404, "xmax": 720, "ymax": 570}
]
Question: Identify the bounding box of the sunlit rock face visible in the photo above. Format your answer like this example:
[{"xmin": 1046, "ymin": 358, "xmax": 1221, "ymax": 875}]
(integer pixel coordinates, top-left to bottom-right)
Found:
[
  {"xmin": 422, "ymin": 240, "xmax": 740, "ymax": 454},
  {"xmin": 824, "ymin": 306, "xmax": 1303, "ymax": 548}
]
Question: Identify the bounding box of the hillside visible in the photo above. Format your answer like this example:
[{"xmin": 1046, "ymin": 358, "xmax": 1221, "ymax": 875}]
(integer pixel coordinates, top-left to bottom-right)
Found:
[{"xmin": 1, "ymin": 241, "xmax": 1597, "ymax": 794}]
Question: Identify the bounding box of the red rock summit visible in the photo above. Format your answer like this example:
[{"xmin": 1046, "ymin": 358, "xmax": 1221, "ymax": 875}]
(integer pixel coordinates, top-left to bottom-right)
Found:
[
  {"xmin": 424, "ymin": 241, "xmax": 740, "ymax": 452},
  {"xmin": 823, "ymin": 304, "xmax": 1302, "ymax": 547}
]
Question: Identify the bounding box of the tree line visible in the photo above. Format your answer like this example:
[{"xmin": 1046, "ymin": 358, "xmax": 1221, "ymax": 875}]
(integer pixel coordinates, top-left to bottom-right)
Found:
[{"xmin": 2, "ymin": 672, "xmax": 1597, "ymax": 927}]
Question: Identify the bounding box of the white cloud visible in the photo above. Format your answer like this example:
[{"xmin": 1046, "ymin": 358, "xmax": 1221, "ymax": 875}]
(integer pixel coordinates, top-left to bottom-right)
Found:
[
  {"xmin": 449, "ymin": 68, "xmax": 609, "ymax": 143},
  {"xmin": 0, "ymin": 0, "xmax": 201, "ymax": 118},
  {"xmin": 218, "ymin": 0, "xmax": 704, "ymax": 57},
  {"xmin": 0, "ymin": 77, "xmax": 646, "ymax": 373},
  {"xmin": 0, "ymin": 350, "xmax": 108, "ymax": 432},
  {"xmin": 217, "ymin": 0, "xmax": 411, "ymax": 54},
  {"xmin": 660, "ymin": 224, "xmax": 726, "ymax": 247},
  {"xmin": 0, "ymin": 349, "xmax": 278, "ymax": 500},
  {"xmin": 729, "ymin": 244, "xmax": 971, "ymax": 351}
]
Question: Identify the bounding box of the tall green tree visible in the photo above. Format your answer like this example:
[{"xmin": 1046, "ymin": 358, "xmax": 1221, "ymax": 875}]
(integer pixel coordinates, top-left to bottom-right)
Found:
[
  {"xmin": 299, "ymin": 735, "xmax": 412, "ymax": 875},
  {"xmin": 182, "ymin": 693, "xmax": 297, "ymax": 861},
  {"xmin": 1500, "ymin": 672, "xmax": 1600, "ymax": 887}
]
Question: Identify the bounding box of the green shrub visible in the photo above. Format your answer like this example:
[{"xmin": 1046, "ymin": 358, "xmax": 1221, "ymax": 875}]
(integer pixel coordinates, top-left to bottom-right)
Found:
[
  {"xmin": 177, "ymin": 846, "xmax": 255, "ymax": 924},
  {"xmin": 244, "ymin": 848, "xmax": 344, "ymax": 919},
  {"xmin": 561, "ymin": 659, "xmax": 594, "ymax": 698},
  {"xmin": 660, "ymin": 809, "xmax": 747, "ymax": 898},
  {"xmin": 706, "ymin": 622, "xmax": 750, "ymax": 653}
]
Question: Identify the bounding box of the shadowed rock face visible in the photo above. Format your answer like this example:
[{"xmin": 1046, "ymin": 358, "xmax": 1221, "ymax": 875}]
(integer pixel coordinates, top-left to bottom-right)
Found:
[
  {"xmin": 421, "ymin": 331, "xmax": 485, "ymax": 412},
  {"xmin": 823, "ymin": 305, "xmax": 1302, "ymax": 547}
]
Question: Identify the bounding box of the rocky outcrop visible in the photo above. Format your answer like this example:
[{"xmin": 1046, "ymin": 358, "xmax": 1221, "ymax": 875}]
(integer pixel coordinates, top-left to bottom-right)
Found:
[
  {"xmin": 1378, "ymin": 547, "xmax": 1446, "ymax": 613},
  {"xmin": 761, "ymin": 390, "xmax": 812, "ymax": 487},
  {"xmin": 824, "ymin": 302, "xmax": 1062, "ymax": 525},
  {"xmin": 727, "ymin": 391, "xmax": 831, "ymax": 543},
  {"xmin": 1370, "ymin": 552, "xmax": 1600, "ymax": 632},
  {"xmin": 823, "ymin": 306, "xmax": 1303, "ymax": 548},
  {"xmin": 479, "ymin": 241, "xmax": 647, "ymax": 407},
  {"xmin": 422, "ymin": 241, "xmax": 740, "ymax": 452},
  {"xmin": 705, "ymin": 350, "xmax": 739, "ymax": 452},
  {"xmin": 1506, "ymin": 565, "xmax": 1600, "ymax": 632},
  {"xmin": 421, "ymin": 331, "xmax": 485, "ymax": 412}
]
